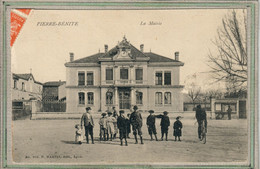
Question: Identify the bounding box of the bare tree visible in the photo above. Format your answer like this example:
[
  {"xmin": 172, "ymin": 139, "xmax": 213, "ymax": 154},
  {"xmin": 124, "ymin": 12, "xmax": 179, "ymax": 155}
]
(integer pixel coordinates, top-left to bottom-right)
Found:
[
  {"xmin": 208, "ymin": 10, "xmax": 247, "ymax": 92},
  {"xmin": 188, "ymin": 84, "xmax": 202, "ymax": 107}
]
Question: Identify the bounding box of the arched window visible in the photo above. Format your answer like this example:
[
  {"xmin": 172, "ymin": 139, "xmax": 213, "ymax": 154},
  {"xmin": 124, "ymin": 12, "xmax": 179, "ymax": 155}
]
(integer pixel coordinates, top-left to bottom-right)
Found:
[
  {"xmin": 106, "ymin": 92, "xmax": 113, "ymax": 105},
  {"xmin": 87, "ymin": 92, "xmax": 94, "ymax": 105},
  {"xmin": 155, "ymin": 92, "xmax": 162, "ymax": 105},
  {"xmin": 136, "ymin": 92, "xmax": 143, "ymax": 105},
  {"xmin": 78, "ymin": 92, "xmax": 85, "ymax": 105},
  {"xmin": 164, "ymin": 92, "xmax": 171, "ymax": 105}
]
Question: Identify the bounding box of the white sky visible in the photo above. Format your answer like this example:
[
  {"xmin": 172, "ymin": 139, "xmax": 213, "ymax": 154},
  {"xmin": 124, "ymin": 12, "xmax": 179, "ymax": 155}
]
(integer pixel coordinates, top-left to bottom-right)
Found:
[{"xmin": 11, "ymin": 9, "xmax": 245, "ymax": 85}]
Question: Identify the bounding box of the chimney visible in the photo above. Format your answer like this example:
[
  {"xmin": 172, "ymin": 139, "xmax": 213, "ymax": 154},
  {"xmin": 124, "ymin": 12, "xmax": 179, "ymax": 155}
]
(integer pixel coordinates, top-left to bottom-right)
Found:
[
  {"xmin": 140, "ymin": 44, "xmax": 144, "ymax": 52},
  {"xmin": 70, "ymin": 52, "xmax": 74, "ymax": 62},
  {"xmin": 175, "ymin": 52, "xmax": 179, "ymax": 61},
  {"xmin": 104, "ymin": 44, "xmax": 108, "ymax": 52}
]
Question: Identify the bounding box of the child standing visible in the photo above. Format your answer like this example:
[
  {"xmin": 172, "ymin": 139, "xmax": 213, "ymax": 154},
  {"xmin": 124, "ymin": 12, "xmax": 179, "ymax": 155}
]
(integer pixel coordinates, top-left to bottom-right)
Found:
[
  {"xmin": 126, "ymin": 113, "xmax": 131, "ymax": 138},
  {"xmin": 156, "ymin": 111, "xmax": 170, "ymax": 141},
  {"xmin": 146, "ymin": 110, "xmax": 158, "ymax": 141},
  {"xmin": 117, "ymin": 110, "xmax": 128, "ymax": 146},
  {"xmin": 173, "ymin": 116, "xmax": 183, "ymax": 141},
  {"xmin": 99, "ymin": 112, "xmax": 107, "ymax": 141},
  {"xmin": 75, "ymin": 124, "xmax": 83, "ymax": 144},
  {"xmin": 106, "ymin": 111, "xmax": 116, "ymax": 141}
]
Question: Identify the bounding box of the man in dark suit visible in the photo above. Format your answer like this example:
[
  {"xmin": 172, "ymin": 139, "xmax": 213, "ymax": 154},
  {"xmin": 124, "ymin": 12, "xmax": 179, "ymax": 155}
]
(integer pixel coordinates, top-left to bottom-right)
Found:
[
  {"xmin": 156, "ymin": 111, "xmax": 170, "ymax": 141},
  {"xmin": 130, "ymin": 105, "xmax": 144, "ymax": 144},
  {"xmin": 81, "ymin": 107, "xmax": 94, "ymax": 144},
  {"xmin": 195, "ymin": 104, "xmax": 207, "ymax": 140}
]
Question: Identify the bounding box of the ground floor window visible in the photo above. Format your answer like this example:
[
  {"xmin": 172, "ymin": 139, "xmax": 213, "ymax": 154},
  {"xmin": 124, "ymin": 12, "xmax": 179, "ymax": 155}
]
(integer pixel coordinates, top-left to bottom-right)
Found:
[
  {"xmin": 106, "ymin": 92, "xmax": 113, "ymax": 105},
  {"xmin": 164, "ymin": 92, "xmax": 171, "ymax": 104},
  {"xmin": 87, "ymin": 92, "xmax": 94, "ymax": 105},
  {"xmin": 155, "ymin": 92, "xmax": 162, "ymax": 105},
  {"xmin": 136, "ymin": 92, "xmax": 143, "ymax": 105},
  {"xmin": 78, "ymin": 92, "xmax": 85, "ymax": 105}
]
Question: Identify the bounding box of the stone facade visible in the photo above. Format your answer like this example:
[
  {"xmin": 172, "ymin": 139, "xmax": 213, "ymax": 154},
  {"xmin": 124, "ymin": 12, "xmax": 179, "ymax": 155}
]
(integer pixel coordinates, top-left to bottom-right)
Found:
[{"xmin": 65, "ymin": 37, "xmax": 184, "ymax": 113}]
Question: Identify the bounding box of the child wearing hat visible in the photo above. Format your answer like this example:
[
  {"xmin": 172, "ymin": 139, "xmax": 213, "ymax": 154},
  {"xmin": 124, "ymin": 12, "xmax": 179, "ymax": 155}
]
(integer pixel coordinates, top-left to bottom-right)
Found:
[
  {"xmin": 117, "ymin": 110, "xmax": 128, "ymax": 146},
  {"xmin": 156, "ymin": 111, "xmax": 170, "ymax": 141},
  {"xmin": 146, "ymin": 110, "xmax": 158, "ymax": 141},
  {"xmin": 106, "ymin": 111, "xmax": 116, "ymax": 141},
  {"xmin": 173, "ymin": 116, "xmax": 183, "ymax": 141},
  {"xmin": 99, "ymin": 112, "xmax": 108, "ymax": 141},
  {"xmin": 75, "ymin": 124, "xmax": 83, "ymax": 144}
]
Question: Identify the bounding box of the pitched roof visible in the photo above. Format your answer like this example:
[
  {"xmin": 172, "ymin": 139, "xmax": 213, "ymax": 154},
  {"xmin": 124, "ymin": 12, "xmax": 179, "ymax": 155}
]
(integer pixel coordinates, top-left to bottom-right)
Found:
[
  {"xmin": 70, "ymin": 53, "xmax": 104, "ymax": 63},
  {"xmin": 43, "ymin": 81, "xmax": 66, "ymax": 87},
  {"xmin": 13, "ymin": 73, "xmax": 32, "ymax": 80},
  {"xmin": 13, "ymin": 73, "xmax": 43, "ymax": 85},
  {"xmin": 68, "ymin": 38, "xmax": 183, "ymax": 64},
  {"xmin": 144, "ymin": 52, "xmax": 179, "ymax": 62}
]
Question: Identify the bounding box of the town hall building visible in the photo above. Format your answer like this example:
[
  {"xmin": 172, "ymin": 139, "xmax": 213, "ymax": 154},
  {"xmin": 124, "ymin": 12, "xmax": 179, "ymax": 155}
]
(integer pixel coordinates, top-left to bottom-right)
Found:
[{"xmin": 65, "ymin": 37, "xmax": 184, "ymax": 113}]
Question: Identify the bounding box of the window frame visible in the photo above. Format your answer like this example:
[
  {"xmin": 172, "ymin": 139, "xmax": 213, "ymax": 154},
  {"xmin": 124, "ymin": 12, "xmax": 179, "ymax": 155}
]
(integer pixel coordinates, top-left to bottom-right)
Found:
[
  {"xmin": 155, "ymin": 92, "xmax": 163, "ymax": 105},
  {"xmin": 164, "ymin": 71, "xmax": 172, "ymax": 85},
  {"xmin": 87, "ymin": 92, "xmax": 94, "ymax": 105},
  {"xmin": 78, "ymin": 71, "xmax": 85, "ymax": 86},
  {"xmin": 120, "ymin": 68, "xmax": 129, "ymax": 80},
  {"xmin": 106, "ymin": 68, "xmax": 113, "ymax": 81},
  {"xmin": 155, "ymin": 72, "xmax": 163, "ymax": 85},
  {"xmin": 164, "ymin": 92, "xmax": 172, "ymax": 105},
  {"xmin": 106, "ymin": 91, "xmax": 113, "ymax": 105},
  {"xmin": 135, "ymin": 68, "xmax": 143, "ymax": 83},
  {"xmin": 78, "ymin": 92, "xmax": 85, "ymax": 105},
  {"xmin": 136, "ymin": 91, "xmax": 143, "ymax": 105},
  {"xmin": 87, "ymin": 72, "xmax": 94, "ymax": 86}
]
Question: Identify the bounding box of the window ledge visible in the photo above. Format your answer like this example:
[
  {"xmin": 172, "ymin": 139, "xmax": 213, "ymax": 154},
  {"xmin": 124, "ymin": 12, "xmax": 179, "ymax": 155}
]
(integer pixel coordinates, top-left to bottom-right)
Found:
[{"xmin": 78, "ymin": 104, "xmax": 85, "ymax": 107}]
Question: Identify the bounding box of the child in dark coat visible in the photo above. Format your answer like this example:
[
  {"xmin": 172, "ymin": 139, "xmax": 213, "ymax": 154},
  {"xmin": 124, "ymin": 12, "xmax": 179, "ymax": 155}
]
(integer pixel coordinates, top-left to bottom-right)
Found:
[
  {"xmin": 146, "ymin": 110, "xmax": 158, "ymax": 141},
  {"xmin": 173, "ymin": 116, "xmax": 183, "ymax": 141},
  {"xmin": 117, "ymin": 110, "xmax": 128, "ymax": 146},
  {"xmin": 156, "ymin": 111, "xmax": 170, "ymax": 141}
]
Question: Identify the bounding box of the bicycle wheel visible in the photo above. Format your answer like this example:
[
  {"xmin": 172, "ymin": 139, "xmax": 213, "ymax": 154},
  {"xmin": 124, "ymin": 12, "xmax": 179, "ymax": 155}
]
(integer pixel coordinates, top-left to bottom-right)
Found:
[{"xmin": 202, "ymin": 133, "xmax": 206, "ymax": 144}]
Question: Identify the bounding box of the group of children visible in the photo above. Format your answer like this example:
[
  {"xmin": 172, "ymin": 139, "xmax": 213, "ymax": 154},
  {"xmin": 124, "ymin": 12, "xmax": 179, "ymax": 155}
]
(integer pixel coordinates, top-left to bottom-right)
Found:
[
  {"xmin": 75, "ymin": 109, "xmax": 183, "ymax": 145},
  {"xmin": 147, "ymin": 110, "xmax": 183, "ymax": 142}
]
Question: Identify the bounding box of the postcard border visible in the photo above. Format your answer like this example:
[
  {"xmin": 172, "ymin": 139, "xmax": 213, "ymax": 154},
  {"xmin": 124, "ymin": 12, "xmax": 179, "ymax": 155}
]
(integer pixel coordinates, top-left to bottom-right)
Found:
[{"xmin": 1, "ymin": 1, "xmax": 258, "ymax": 168}]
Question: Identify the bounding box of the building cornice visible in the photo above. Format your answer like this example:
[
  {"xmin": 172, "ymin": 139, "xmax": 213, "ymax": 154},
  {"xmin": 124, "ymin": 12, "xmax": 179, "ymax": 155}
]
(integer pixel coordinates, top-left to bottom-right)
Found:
[
  {"xmin": 148, "ymin": 62, "xmax": 184, "ymax": 67},
  {"xmin": 65, "ymin": 63, "xmax": 101, "ymax": 67},
  {"xmin": 66, "ymin": 85, "xmax": 184, "ymax": 89}
]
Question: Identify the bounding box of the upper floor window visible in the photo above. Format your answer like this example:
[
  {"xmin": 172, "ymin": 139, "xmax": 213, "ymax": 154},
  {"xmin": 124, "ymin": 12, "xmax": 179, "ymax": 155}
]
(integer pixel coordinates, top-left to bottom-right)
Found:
[
  {"xmin": 22, "ymin": 82, "xmax": 25, "ymax": 91},
  {"xmin": 14, "ymin": 79, "xmax": 17, "ymax": 89},
  {"xmin": 87, "ymin": 72, "xmax": 94, "ymax": 85},
  {"xmin": 164, "ymin": 92, "xmax": 171, "ymax": 104},
  {"xmin": 78, "ymin": 92, "xmax": 85, "ymax": 105},
  {"xmin": 135, "ymin": 68, "xmax": 143, "ymax": 83},
  {"xmin": 106, "ymin": 68, "xmax": 113, "ymax": 81},
  {"xmin": 136, "ymin": 92, "xmax": 143, "ymax": 105},
  {"xmin": 120, "ymin": 68, "xmax": 128, "ymax": 80},
  {"xmin": 78, "ymin": 72, "xmax": 85, "ymax": 86},
  {"xmin": 155, "ymin": 92, "xmax": 162, "ymax": 105},
  {"xmin": 87, "ymin": 92, "xmax": 94, "ymax": 105},
  {"xmin": 155, "ymin": 72, "xmax": 162, "ymax": 85},
  {"xmin": 164, "ymin": 72, "xmax": 171, "ymax": 85},
  {"xmin": 106, "ymin": 92, "xmax": 113, "ymax": 105}
]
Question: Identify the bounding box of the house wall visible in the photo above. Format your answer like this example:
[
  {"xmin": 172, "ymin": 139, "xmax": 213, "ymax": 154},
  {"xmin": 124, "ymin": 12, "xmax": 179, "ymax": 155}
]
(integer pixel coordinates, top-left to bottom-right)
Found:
[
  {"xmin": 66, "ymin": 63, "xmax": 183, "ymax": 113},
  {"xmin": 58, "ymin": 83, "xmax": 66, "ymax": 100},
  {"xmin": 12, "ymin": 75, "xmax": 42, "ymax": 101}
]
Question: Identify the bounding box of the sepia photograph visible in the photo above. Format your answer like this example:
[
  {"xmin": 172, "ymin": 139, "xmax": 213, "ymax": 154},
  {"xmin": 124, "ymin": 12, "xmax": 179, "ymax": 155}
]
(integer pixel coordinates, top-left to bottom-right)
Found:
[{"xmin": 1, "ymin": 1, "xmax": 258, "ymax": 168}]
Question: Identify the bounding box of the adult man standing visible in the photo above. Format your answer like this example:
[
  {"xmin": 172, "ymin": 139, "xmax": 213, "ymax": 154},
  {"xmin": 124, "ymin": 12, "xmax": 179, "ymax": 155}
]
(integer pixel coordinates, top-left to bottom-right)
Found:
[
  {"xmin": 195, "ymin": 104, "xmax": 207, "ymax": 140},
  {"xmin": 81, "ymin": 107, "xmax": 95, "ymax": 144},
  {"xmin": 227, "ymin": 105, "xmax": 232, "ymax": 120},
  {"xmin": 130, "ymin": 105, "xmax": 144, "ymax": 144}
]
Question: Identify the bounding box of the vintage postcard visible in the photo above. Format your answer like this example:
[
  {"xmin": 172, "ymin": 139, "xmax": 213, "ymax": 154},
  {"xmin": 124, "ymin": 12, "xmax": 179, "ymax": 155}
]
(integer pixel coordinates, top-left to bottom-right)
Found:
[{"xmin": 0, "ymin": 1, "xmax": 258, "ymax": 168}]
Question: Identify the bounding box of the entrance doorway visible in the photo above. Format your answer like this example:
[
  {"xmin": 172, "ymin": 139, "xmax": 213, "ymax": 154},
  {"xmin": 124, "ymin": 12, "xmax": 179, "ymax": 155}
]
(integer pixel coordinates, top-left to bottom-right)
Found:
[{"xmin": 119, "ymin": 88, "xmax": 131, "ymax": 109}]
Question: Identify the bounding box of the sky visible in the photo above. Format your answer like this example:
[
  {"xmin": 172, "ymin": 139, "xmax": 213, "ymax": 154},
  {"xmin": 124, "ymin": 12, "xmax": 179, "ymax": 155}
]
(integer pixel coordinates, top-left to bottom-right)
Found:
[{"xmin": 11, "ymin": 9, "xmax": 246, "ymax": 86}]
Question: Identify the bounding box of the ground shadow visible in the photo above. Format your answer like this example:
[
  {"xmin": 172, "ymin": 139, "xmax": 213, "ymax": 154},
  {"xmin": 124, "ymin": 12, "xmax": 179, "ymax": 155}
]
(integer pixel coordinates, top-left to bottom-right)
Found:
[{"xmin": 61, "ymin": 140, "xmax": 80, "ymax": 144}]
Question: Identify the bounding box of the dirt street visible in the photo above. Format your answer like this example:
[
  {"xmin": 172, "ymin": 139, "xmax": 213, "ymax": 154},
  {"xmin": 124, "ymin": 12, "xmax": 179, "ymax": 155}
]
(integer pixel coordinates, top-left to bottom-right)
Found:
[{"xmin": 12, "ymin": 117, "xmax": 248, "ymax": 165}]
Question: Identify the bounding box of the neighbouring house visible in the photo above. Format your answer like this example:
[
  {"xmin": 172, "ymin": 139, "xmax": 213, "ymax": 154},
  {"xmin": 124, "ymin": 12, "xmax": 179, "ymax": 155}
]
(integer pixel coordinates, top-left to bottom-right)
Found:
[
  {"xmin": 43, "ymin": 81, "xmax": 66, "ymax": 101},
  {"xmin": 12, "ymin": 73, "xmax": 43, "ymax": 101},
  {"xmin": 12, "ymin": 73, "xmax": 43, "ymax": 120},
  {"xmin": 65, "ymin": 37, "xmax": 184, "ymax": 113}
]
